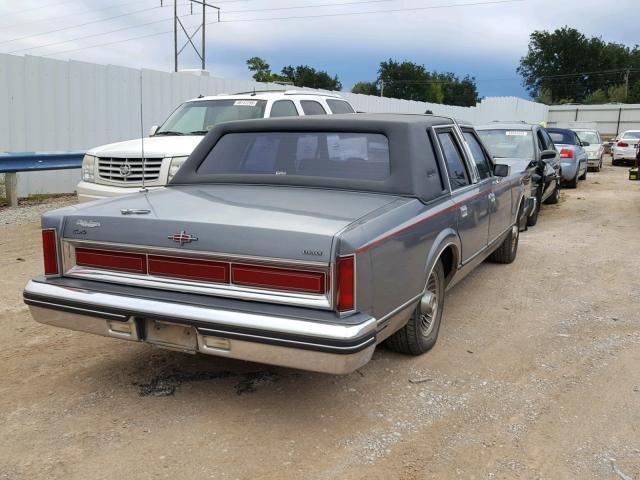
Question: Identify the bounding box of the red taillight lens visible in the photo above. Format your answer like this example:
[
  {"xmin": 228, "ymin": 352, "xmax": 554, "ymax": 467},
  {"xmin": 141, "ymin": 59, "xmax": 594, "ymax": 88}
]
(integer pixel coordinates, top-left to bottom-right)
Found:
[
  {"xmin": 336, "ymin": 255, "xmax": 355, "ymax": 312},
  {"xmin": 42, "ymin": 229, "xmax": 59, "ymax": 275},
  {"xmin": 617, "ymin": 141, "xmax": 629, "ymax": 147},
  {"xmin": 148, "ymin": 255, "xmax": 229, "ymax": 284},
  {"xmin": 559, "ymin": 148, "xmax": 574, "ymax": 159},
  {"xmin": 231, "ymin": 264, "xmax": 326, "ymax": 294},
  {"xmin": 76, "ymin": 248, "xmax": 147, "ymax": 274}
]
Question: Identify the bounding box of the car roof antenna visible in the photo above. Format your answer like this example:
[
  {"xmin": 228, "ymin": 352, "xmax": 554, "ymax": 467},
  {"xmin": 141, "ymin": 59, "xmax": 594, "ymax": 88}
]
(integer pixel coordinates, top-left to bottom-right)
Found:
[{"xmin": 139, "ymin": 72, "xmax": 148, "ymax": 193}]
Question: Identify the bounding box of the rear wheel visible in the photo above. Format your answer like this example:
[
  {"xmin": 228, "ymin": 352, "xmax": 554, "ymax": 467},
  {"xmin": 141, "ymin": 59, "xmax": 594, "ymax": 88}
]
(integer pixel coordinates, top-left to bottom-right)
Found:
[
  {"xmin": 596, "ymin": 157, "xmax": 602, "ymax": 172},
  {"xmin": 566, "ymin": 173, "xmax": 578, "ymax": 189},
  {"xmin": 579, "ymin": 167, "xmax": 587, "ymax": 180},
  {"xmin": 526, "ymin": 201, "xmax": 539, "ymax": 227},
  {"xmin": 488, "ymin": 224, "xmax": 519, "ymax": 264},
  {"xmin": 386, "ymin": 260, "xmax": 445, "ymax": 355}
]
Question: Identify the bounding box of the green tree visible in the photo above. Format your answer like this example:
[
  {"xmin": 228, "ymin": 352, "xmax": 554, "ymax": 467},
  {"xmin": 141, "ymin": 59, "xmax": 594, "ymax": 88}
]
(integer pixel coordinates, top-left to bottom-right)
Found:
[
  {"xmin": 351, "ymin": 81, "xmax": 380, "ymax": 95},
  {"xmin": 375, "ymin": 60, "xmax": 478, "ymax": 106},
  {"xmin": 246, "ymin": 57, "xmax": 282, "ymax": 83},
  {"xmin": 518, "ymin": 27, "xmax": 637, "ymax": 104},
  {"xmin": 280, "ymin": 65, "xmax": 342, "ymax": 90}
]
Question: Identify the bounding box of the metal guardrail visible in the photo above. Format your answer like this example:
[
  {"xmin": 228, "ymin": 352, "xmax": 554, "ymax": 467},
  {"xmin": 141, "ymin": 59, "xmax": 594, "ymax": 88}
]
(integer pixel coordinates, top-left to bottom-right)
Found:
[{"xmin": 0, "ymin": 151, "xmax": 84, "ymax": 207}]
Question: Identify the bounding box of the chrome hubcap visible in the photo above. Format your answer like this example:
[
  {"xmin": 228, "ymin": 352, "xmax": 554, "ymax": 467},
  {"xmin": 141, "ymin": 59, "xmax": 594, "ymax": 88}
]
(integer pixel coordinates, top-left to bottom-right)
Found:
[{"xmin": 419, "ymin": 271, "xmax": 440, "ymax": 336}]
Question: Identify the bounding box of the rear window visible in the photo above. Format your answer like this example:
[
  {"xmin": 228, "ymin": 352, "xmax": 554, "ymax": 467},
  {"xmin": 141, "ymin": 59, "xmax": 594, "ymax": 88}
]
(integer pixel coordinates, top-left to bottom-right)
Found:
[
  {"xmin": 547, "ymin": 130, "xmax": 578, "ymax": 145},
  {"xmin": 197, "ymin": 132, "xmax": 390, "ymax": 181},
  {"xmin": 622, "ymin": 131, "xmax": 640, "ymax": 140},
  {"xmin": 326, "ymin": 100, "xmax": 355, "ymax": 114}
]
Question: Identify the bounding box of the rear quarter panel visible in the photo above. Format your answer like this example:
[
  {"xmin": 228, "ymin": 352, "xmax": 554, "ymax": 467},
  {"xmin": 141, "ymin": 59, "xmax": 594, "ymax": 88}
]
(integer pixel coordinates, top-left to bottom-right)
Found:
[{"xmin": 338, "ymin": 197, "xmax": 459, "ymax": 323}]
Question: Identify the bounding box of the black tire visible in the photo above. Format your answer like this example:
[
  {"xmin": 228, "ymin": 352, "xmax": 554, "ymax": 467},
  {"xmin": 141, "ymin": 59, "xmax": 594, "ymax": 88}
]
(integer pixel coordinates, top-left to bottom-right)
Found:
[
  {"xmin": 544, "ymin": 181, "xmax": 560, "ymax": 205},
  {"xmin": 566, "ymin": 173, "xmax": 578, "ymax": 189},
  {"xmin": 579, "ymin": 167, "xmax": 587, "ymax": 180},
  {"xmin": 386, "ymin": 260, "xmax": 445, "ymax": 355},
  {"xmin": 612, "ymin": 158, "xmax": 618, "ymax": 166},
  {"xmin": 526, "ymin": 201, "xmax": 539, "ymax": 227},
  {"xmin": 596, "ymin": 158, "xmax": 602, "ymax": 172},
  {"xmin": 488, "ymin": 224, "xmax": 519, "ymax": 264}
]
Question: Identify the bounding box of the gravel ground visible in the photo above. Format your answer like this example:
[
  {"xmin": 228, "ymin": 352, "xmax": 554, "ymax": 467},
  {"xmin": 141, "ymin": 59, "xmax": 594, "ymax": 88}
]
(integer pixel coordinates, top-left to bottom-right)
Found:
[
  {"xmin": 0, "ymin": 159, "xmax": 639, "ymax": 479},
  {"xmin": 0, "ymin": 196, "xmax": 77, "ymax": 226}
]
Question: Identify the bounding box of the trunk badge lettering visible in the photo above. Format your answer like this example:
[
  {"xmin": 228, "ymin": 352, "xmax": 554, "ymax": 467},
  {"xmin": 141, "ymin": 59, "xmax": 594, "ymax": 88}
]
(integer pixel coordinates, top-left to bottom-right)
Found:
[
  {"xmin": 169, "ymin": 231, "xmax": 198, "ymax": 246},
  {"xmin": 121, "ymin": 209, "xmax": 151, "ymax": 215},
  {"xmin": 303, "ymin": 249, "xmax": 323, "ymax": 256},
  {"xmin": 75, "ymin": 219, "xmax": 101, "ymax": 228}
]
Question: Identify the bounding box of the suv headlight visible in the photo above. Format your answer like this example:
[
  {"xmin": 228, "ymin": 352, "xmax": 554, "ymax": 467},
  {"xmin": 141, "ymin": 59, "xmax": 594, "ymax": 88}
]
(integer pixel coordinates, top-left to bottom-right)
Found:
[
  {"xmin": 82, "ymin": 155, "xmax": 96, "ymax": 182},
  {"xmin": 168, "ymin": 156, "xmax": 188, "ymax": 182}
]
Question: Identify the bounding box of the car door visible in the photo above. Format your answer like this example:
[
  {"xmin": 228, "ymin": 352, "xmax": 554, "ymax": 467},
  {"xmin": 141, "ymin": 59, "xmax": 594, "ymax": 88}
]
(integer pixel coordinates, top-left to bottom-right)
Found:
[
  {"xmin": 435, "ymin": 127, "xmax": 490, "ymax": 263},
  {"xmin": 461, "ymin": 128, "xmax": 512, "ymax": 243}
]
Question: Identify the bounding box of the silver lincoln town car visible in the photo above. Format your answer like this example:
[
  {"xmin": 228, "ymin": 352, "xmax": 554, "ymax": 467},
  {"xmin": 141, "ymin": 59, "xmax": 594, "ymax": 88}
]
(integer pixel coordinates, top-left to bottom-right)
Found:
[{"xmin": 24, "ymin": 114, "xmax": 529, "ymax": 374}]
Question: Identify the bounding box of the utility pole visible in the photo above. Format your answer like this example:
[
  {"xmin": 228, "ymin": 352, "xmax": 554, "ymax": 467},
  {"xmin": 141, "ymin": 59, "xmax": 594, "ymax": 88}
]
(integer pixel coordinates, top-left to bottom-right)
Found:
[
  {"xmin": 171, "ymin": 0, "xmax": 219, "ymax": 72},
  {"xmin": 624, "ymin": 68, "xmax": 630, "ymax": 102}
]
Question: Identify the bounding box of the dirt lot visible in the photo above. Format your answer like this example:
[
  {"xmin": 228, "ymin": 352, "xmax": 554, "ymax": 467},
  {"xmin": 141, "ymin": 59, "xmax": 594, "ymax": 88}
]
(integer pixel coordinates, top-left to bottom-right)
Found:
[{"xmin": 1, "ymin": 159, "xmax": 639, "ymax": 480}]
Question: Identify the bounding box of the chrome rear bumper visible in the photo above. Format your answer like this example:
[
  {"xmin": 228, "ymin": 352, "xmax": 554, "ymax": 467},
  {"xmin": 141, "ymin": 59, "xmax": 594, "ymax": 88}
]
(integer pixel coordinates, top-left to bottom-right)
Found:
[{"xmin": 23, "ymin": 280, "xmax": 377, "ymax": 374}]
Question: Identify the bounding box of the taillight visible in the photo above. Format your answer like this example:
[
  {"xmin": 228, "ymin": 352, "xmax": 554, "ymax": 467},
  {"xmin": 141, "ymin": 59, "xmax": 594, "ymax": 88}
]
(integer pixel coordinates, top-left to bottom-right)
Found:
[
  {"xmin": 76, "ymin": 248, "xmax": 147, "ymax": 274},
  {"xmin": 559, "ymin": 148, "xmax": 574, "ymax": 159},
  {"xmin": 336, "ymin": 255, "xmax": 355, "ymax": 312},
  {"xmin": 42, "ymin": 229, "xmax": 59, "ymax": 275},
  {"xmin": 149, "ymin": 255, "xmax": 229, "ymax": 284},
  {"xmin": 232, "ymin": 264, "xmax": 326, "ymax": 294},
  {"xmin": 617, "ymin": 141, "xmax": 629, "ymax": 147}
]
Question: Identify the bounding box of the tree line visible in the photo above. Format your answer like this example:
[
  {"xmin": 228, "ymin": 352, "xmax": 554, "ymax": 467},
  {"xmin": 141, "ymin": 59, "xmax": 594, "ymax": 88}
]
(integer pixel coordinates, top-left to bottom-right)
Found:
[
  {"xmin": 246, "ymin": 57, "xmax": 480, "ymax": 107},
  {"xmin": 518, "ymin": 27, "xmax": 640, "ymax": 105}
]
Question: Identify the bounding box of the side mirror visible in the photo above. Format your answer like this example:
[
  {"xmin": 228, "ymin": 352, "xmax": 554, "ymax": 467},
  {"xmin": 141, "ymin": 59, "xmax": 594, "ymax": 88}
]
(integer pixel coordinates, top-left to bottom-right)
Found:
[
  {"xmin": 540, "ymin": 149, "xmax": 557, "ymax": 161},
  {"xmin": 494, "ymin": 163, "xmax": 511, "ymax": 177},
  {"xmin": 149, "ymin": 125, "xmax": 159, "ymax": 136},
  {"xmin": 581, "ymin": 141, "xmax": 590, "ymax": 147}
]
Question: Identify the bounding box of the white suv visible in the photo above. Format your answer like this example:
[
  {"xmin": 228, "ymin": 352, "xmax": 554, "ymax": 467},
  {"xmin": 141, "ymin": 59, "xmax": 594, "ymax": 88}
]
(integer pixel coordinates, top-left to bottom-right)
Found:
[{"xmin": 77, "ymin": 91, "xmax": 356, "ymax": 202}]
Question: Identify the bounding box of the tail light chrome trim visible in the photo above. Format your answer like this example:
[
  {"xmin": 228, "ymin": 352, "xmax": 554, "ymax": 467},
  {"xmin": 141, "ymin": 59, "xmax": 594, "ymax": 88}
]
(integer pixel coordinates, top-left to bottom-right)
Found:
[{"xmin": 60, "ymin": 239, "xmax": 333, "ymax": 310}]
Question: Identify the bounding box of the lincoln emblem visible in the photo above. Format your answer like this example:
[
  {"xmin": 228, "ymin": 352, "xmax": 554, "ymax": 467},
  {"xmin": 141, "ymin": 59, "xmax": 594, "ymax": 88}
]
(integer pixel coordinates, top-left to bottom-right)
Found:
[{"xmin": 169, "ymin": 231, "xmax": 198, "ymax": 246}]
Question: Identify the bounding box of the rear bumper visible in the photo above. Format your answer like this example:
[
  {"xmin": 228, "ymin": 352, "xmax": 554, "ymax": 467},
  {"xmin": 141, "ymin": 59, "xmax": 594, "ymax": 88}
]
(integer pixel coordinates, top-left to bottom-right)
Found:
[
  {"xmin": 23, "ymin": 279, "xmax": 377, "ymax": 374},
  {"xmin": 76, "ymin": 181, "xmax": 162, "ymax": 203}
]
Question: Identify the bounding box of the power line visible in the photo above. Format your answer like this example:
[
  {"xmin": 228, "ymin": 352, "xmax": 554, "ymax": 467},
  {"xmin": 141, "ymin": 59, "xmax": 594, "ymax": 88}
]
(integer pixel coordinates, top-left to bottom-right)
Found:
[
  {"xmin": 0, "ymin": 0, "xmax": 156, "ymax": 30},
  {"xmin": 36, "ymin": 0, "xmax": 526, "ymax": 58},
  {"xmin": 0, "ymin": 5, "xmax": 168, "ymax": 47},
  {"xmin": 224, "ymin": 0, "xmax": 394, "ymax": 14}
]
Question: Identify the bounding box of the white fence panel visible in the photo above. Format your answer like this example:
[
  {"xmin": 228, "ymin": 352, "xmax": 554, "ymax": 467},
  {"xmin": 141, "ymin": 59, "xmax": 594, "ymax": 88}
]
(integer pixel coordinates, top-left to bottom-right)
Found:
[
  {"xmin": 548, "ymin": 104, "xmax": 640, "ymax": 137},
  {"xmin": 0, "ymin": 53, "xmax": 550, "ymax": 197}
]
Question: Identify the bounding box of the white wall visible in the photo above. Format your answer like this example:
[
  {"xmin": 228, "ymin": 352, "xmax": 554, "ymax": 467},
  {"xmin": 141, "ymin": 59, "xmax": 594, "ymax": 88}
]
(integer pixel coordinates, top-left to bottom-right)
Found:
[
  {"xmin": 548, "ymin": 104, "xmax": 640, "ymax": 138},
  {"xmin": 0, "ymin": 53, "xmax": 548, "ymax": 196}
]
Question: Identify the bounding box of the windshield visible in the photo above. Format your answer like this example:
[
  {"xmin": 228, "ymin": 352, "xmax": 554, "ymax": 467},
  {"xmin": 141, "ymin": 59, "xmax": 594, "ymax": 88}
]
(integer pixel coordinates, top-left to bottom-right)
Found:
[
  {"xmin": 575, "ymin": 131, "xmax": 600, "ymax": 144},
  {"xmin": 197, "ymin": 132, "xmax": 390, "ymax": 181},
  {"xmin": 476, "ymin": 129, "xmax": 534, "ymax": 159},
  {"xmin": 622, "ymin": 131, "xmax": 640, "ymax": 140},
  {"xmin": 156, "ymin": 99, "xmax": 267, "ymax": 135}
]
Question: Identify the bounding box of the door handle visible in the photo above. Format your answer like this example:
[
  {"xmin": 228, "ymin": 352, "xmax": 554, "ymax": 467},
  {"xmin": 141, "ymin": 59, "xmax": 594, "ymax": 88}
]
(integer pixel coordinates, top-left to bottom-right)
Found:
[{"xmin": 460, "ymin": 205, "xmax": 468, "ymax": 218}]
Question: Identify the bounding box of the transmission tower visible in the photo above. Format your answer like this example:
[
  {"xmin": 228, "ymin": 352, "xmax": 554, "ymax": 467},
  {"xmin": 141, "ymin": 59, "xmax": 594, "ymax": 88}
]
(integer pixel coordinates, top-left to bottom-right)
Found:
[{"xmin": 164, "ymin": 0, "xmax": 219, "ymax": 72}]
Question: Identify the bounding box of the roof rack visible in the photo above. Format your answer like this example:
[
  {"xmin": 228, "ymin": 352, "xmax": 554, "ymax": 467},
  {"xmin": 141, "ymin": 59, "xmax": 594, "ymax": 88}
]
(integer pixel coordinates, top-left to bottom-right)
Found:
[{"xmin": 227, "ymin": 89, "xmax": 343, "ymax": 98}]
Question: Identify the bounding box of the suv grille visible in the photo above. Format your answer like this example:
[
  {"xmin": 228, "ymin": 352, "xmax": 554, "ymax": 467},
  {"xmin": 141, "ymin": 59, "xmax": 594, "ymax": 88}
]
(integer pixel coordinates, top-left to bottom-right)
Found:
[{"xmin": 97, "ymin": 157, "xmax": 163, "ymax": 183}]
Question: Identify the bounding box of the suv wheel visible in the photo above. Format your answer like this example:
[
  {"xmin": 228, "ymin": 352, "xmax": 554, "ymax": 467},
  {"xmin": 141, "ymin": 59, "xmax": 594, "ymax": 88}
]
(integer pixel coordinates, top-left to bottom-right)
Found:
[{"xmin": 386, "ymin": 260, "xmax": 445, "ymax": 355}]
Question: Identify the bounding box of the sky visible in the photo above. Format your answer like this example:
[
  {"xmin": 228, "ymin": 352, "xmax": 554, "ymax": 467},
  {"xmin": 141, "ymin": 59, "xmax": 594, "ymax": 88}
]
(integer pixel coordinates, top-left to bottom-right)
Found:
[{"xmin": 0, "ymin": 0, "xmax": 638, "ymax": 100}]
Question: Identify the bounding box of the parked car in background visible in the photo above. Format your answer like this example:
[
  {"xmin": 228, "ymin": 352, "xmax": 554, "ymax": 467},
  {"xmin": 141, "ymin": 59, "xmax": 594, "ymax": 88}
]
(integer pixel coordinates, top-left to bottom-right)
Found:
[
  {"xmin": 611, "ymin": 130, "xmax": 640, "ymax": 165},
  {"xmin": 545, "ymin": 128, "xmax": 588, "ymax": 188},
  {"xmin": 77, "ymin": 91, "xmax": 356, "ymax": 203},
  {"xmin": 572, "ymin": 128, "xmax": 604, "ymax": 171},
  {"xmin": 24, "ymin": 114, "xmax": 529, "ymax": 374},
  {"xmin": 476, "ymin": 122, "xmax": 560, "ymax": 227}
]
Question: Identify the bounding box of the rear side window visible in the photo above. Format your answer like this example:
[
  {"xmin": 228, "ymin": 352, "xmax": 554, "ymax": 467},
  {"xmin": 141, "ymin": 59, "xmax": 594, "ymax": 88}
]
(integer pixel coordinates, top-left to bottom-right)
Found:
[
  {"xmin": 463, "ymin": 131, "xmax": 492, "ymax": 180},
  {"xmin": 270, "ymin": 100, "xmax": 298, "ymax": 118},
  {"xmin": 300, "ymin": 100, "xmax": 327, "ymax": 115},
  {"xmin": 198, "ymin": 132, "xmax": 390, "ymax": 181},
  {"xmin": 437, "ymin": 132, "xmax": 470, "ymax": 189},
  {"xmin": 326, "ymin": 100, "xmax": 355, "ymax": 114}
]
